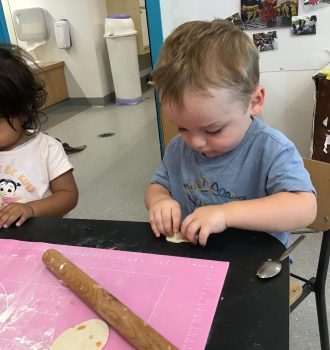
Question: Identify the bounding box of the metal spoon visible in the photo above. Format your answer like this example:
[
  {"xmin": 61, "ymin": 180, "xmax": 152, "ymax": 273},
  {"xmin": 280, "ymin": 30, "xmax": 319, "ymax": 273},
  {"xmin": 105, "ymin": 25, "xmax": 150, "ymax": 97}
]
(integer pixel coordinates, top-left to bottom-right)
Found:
[{"xmin": 256, "ymin": 235, "xmax": 305, "ymax": 279}]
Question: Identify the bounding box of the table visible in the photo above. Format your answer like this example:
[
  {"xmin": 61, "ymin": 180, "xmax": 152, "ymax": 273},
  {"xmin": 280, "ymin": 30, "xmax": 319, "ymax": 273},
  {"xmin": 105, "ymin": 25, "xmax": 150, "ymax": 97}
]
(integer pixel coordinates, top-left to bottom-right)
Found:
[{"xmin": 0, "ymin": 217, "xmax": 289, "ymax": 350}]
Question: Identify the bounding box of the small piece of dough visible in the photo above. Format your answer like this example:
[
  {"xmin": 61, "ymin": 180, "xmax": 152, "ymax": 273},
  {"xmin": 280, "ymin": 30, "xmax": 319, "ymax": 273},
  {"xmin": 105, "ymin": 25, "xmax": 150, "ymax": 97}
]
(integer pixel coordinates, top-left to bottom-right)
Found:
[
  {"xmin": 166, "ymin": 232, "xmax": 189, "ymax": 244},
  {"xmin": 50, "ymin": 319, "xmax": 109, "ymax": 350}
]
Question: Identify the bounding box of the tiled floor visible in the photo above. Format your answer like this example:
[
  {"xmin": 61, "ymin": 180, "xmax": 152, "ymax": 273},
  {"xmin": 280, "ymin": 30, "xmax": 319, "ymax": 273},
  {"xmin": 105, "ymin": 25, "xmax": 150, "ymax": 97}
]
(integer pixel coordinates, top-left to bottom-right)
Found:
[
  {"xmin": 45, "ymin": 89, "xmax": 329, "ymax": 350},
  {"xmin": 44, "ymin": 90, "xmax": 161, "ymax": 222}
]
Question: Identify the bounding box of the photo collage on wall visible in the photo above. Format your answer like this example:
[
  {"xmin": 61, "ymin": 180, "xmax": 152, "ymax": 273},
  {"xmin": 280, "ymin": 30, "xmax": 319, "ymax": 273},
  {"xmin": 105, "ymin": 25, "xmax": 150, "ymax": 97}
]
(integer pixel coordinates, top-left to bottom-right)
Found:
[
  {"xmin": 225, "ymin": 1, "xmax": 328, "ymax": 52},
  {"xmin": 253, "ymin": 31, "xmax": 278, "ymax": 51},
  {"xmin": 226, "ymin": 13, "xmax": 246, "ymax": 30},
  {"xmin": 304, "ymin": 0, "xmax": 330, "ymax": 11},
  {"xmin": 240, "ymin": 0, "xmax": 298, "ymax": 29},
  {"xmin": 291, "ymin": 15, "xmax": 317, "ymax": 35}
]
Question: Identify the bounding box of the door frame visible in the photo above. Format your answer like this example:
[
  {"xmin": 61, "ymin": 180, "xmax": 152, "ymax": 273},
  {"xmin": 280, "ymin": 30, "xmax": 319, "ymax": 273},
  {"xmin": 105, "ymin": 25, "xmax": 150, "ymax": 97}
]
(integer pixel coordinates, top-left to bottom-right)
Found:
[
  {"xmin": 0, "ymin": 2, "xmax": 10, "ymax": 42},
  {"xmin": 145, "ymin": 0, "xmax": 165, "ymax": 155}
]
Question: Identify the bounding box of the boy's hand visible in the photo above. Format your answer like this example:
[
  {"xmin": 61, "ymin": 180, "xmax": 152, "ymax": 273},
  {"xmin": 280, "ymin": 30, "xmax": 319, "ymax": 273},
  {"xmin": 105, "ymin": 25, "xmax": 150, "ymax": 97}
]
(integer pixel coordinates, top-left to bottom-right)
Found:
[
  {"xmin": 0, "ymin": 203, "xmax": 34, "ymax": 228},
  {"xmin": 181, "ymin": 205, "xmax": 227, "ymax": 246},
  {"xmin": 148, "ymin": 198, "xmax": 181, "ymax": 238}
]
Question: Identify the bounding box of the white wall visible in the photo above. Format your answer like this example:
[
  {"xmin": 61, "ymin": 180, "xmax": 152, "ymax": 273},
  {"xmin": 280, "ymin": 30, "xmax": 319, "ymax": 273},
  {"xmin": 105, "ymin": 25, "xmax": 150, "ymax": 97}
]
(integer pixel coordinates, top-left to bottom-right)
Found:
[
  {"xmin": 1, "ymin": 0, "xmax": 113, "ymax": 99},
  {"xmin": 158, "ymin": 0, "xmax": 330, "ymax": 156}
]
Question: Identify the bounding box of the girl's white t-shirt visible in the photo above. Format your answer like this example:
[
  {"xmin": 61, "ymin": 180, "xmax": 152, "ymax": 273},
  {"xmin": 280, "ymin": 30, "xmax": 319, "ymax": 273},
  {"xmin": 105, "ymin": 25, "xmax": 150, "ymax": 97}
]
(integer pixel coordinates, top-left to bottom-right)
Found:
[{"xmin": 0, "ymin": 133, "xmax": 73, "ymax": 206}]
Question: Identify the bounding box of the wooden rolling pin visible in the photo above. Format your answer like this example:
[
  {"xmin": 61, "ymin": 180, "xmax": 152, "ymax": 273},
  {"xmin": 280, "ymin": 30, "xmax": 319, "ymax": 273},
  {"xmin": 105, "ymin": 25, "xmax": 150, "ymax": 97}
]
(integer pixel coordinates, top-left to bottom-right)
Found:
[{"xmin": 42, "ymin": 249, "xmax": 178, "ymax": 350}]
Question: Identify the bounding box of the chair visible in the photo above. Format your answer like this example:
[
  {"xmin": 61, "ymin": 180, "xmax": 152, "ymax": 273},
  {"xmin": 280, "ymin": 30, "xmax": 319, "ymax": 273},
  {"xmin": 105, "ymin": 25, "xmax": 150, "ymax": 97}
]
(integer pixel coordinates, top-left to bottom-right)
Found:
[{"xmin": 289, "ymin": 158, "xmax": 330, "ymax": 350}]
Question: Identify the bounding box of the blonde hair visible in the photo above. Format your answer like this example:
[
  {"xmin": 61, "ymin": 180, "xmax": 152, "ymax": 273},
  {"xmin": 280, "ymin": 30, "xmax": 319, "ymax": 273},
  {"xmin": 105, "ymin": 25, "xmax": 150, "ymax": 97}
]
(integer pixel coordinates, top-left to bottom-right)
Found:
[{"xmin": 152, "ymin": 19, "xmax": 260, "ymax": 108}]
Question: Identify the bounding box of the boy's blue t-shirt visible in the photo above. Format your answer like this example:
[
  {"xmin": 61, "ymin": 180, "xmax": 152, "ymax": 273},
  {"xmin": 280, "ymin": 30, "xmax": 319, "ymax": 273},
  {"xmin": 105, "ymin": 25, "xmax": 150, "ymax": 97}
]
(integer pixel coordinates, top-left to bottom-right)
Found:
[{"xmin": 151, "ymin": 117, "xmax": 315, "ymax": 247}]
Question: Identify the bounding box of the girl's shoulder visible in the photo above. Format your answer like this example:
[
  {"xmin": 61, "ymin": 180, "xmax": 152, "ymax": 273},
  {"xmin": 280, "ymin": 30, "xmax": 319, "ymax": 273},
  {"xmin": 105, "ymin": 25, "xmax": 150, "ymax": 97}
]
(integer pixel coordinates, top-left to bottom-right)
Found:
[{"xmin": 10, "ymin": 133, "xmax": 62, "ymax": 153}]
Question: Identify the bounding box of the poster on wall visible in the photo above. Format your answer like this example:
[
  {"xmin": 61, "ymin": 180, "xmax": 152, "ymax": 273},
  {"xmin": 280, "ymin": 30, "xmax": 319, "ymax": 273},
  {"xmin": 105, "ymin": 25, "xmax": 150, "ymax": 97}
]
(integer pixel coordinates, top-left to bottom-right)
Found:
[
  {"xmin": 226, "ymin": 13, "xmax": 246, "ymax": 30},
  {"xmin": 291, "ymin": 15, "xmax": 317, "ymax": 35},
  {"xmin": 304, "ymin": 0, "xmax": 330, "ymax": 11},
  {"xmin": 253, "ymin": 31, "xmax": 278, "ymax": 51},
  {"xmin": 241, "ymin": 0, "xmax": 298, "ymax": 29}
]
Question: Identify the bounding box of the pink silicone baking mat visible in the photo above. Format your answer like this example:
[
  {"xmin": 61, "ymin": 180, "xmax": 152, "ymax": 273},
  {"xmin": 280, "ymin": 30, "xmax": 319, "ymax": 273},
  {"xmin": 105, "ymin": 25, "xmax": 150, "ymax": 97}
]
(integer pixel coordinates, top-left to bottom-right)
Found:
[{"xmin": 0, "ymin": 239, "xmax": 229, "ymax": 350}]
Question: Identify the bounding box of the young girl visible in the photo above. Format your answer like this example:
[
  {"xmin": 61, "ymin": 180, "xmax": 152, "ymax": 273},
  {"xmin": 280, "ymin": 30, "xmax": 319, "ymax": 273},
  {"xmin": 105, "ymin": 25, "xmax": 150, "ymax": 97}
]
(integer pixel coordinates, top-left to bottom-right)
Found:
[{"xmin": 0, "ymin": 43, "xmax": 78, "ymax": 228}]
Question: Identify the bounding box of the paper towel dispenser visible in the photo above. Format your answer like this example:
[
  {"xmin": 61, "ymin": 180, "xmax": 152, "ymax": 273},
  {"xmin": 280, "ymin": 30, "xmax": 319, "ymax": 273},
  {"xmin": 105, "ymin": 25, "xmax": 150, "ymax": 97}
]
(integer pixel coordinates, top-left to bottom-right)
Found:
[{"xmin": 13, "ymin": 7, "xmax": 48, "ymax": 42}]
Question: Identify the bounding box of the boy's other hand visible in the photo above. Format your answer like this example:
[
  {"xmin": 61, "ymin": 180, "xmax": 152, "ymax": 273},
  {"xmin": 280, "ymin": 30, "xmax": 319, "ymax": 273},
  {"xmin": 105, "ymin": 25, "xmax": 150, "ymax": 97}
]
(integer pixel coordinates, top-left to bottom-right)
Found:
[
  {"xmin": 0, "ymin": 202, "xmax": 34, "ymax": 228},
  {"xmin": 148, "ymin": 198, "xmax": 181, "ymax": 238},
  {"xmin": 181, "ymin": 205, "xmax": 227, "ymax": 246}
]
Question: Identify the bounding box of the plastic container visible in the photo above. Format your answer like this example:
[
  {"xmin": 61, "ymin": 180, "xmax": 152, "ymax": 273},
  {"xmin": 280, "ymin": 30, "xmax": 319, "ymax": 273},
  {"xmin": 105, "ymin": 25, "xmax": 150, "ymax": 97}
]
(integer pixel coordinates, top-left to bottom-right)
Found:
[{"xmin": 104, "ymin": 14, "xmax": 143, "ymax": 105}]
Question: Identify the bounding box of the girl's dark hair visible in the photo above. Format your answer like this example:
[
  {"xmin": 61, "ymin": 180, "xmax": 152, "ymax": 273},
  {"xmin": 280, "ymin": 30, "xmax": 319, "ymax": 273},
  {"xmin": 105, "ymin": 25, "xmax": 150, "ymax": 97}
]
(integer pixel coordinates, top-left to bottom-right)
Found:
[{"xmin": 0, "ymin": 42, "xmax": 47, "ymax": 132}]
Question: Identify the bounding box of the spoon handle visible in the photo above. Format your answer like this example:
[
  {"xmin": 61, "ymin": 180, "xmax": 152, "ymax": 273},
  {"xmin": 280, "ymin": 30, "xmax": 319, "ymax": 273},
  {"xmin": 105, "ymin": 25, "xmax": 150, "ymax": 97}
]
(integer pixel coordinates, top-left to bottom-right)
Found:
[{"xmin": 279, "ymin": 235, "xmax": 305, "ymax": 261}]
